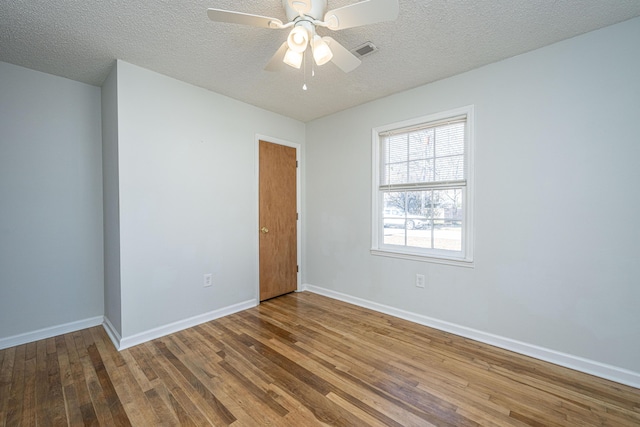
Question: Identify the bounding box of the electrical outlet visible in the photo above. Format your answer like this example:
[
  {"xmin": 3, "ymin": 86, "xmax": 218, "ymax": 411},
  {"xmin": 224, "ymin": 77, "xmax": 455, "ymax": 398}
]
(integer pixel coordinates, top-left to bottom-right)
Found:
[
  {"xmin": 203, "ymin": 273, "xmax": 213, "ymax": 287},
  {"xmin": 416, "ymin": 274, "xmax": 425, "ymax": 288}
]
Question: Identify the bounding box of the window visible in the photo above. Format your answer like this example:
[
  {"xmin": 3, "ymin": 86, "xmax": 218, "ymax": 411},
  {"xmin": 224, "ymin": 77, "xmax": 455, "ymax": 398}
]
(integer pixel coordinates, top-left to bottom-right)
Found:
[{"xmin": 371, "ymin": 106, "xmax": 474, "ymax": 266}]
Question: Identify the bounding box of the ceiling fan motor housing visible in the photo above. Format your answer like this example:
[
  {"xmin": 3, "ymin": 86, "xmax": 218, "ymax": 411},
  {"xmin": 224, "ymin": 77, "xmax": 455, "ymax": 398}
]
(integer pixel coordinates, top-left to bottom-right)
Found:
[{"xmin": 284, "ymin": 0, "xmax": 327, "ymax": 21}]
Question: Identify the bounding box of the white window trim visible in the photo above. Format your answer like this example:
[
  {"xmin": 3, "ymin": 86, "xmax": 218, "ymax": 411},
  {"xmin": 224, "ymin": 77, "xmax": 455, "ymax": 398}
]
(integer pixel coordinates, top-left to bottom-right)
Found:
[{"xmin": 370, "ymin": 105, "xmax": 475, "ymax": 267}]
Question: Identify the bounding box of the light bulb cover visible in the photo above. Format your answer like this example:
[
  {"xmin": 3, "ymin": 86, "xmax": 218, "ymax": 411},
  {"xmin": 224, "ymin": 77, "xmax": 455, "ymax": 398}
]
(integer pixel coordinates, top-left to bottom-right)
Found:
[
  {"xmin": 312, "ymin": 35, "xmax": 333, "ymax": 66},
  {"xmin": 287, "ymin": 26, "xmax": 309, "ymax": 53},
  {"xmin": 283, "ymin": 48, "xmax": 303, "ymax": 69}
]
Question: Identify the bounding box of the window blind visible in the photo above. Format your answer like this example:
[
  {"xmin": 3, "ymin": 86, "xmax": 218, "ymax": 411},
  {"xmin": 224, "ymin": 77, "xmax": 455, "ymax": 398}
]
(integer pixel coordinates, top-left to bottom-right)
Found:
[{"xmin": 380, "ymin": 118, "xmax": 466, "ymax": 191}]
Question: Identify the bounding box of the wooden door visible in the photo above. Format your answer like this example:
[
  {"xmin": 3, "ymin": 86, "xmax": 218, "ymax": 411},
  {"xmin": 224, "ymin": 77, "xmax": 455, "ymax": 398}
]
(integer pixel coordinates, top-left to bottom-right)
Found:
[{"xmin": 259, "ymin": 140, "xmax": 297, "ymax": 301}]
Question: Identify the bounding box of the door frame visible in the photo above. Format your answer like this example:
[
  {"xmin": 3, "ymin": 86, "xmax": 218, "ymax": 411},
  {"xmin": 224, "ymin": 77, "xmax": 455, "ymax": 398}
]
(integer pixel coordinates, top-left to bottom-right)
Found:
[{"xmin": 255, "ymin": 134, "xmax": 302, "ymax": 303}]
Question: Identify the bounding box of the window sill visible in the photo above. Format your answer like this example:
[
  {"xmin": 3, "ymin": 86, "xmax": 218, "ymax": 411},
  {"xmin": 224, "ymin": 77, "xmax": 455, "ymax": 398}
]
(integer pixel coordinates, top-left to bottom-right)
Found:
[{"xmin": 370, "ymin": 248, "xmax": 474, "ymax": 268}]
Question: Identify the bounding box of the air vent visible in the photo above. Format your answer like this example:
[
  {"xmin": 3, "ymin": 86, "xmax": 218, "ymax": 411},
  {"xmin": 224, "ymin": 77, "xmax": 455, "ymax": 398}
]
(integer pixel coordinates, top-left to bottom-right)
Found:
[{"xmin": 350, "ymin": 42, "xmax": 378, "ymax": 59}]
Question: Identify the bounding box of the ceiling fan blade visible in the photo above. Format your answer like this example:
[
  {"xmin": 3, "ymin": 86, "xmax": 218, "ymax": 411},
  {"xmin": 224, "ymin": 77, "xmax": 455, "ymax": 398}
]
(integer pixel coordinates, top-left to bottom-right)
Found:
[
  {"xmin": 265, "ymin": 42, "xmax": 290, "ymax": 72},
  {"xmin": 324, "ymin": 0, "xmax": 399, "ymax": 30},
  {"xmin": 207, "ymin": 8, "xmax": 283, "ymax": 29},
  {"xmin": 323, "ymin": 37, "xmax": 362, "ymax": 73}
]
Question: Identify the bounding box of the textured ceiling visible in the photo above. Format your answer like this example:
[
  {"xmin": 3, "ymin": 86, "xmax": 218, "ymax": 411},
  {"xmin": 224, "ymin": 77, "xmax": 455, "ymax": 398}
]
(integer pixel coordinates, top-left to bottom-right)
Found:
[{"xmin": 1, "ymin": 1, "xmax": 640, "ymax": 122}]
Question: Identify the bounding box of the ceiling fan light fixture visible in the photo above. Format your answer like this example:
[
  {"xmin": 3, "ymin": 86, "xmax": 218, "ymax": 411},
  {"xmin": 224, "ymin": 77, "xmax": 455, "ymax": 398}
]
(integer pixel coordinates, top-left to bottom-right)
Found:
[
  {"xmin": 287, "ymin": 25, "xmax": 309, "ymax": 53},
  {"xmin": 207, "ymin": 0, "xmax": 400, "ymax": 75},
  {"xmin": 311, "ymin": 35, "xmax": 333, "ymax": 66},
  {"xmin": 283, "ymin": 48, "xmax": 303, "ymax": 69}
]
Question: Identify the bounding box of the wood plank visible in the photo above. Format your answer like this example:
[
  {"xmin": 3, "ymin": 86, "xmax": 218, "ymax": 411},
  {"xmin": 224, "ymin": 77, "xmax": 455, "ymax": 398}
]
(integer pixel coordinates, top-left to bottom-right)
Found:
[
  {"xmin": 238, "ymin": 307, "xmax": 473, "ymax": 426},
  {"xmin": 90, "ymin": 327, "xmax": 161, "ymax": 426},
  {"xmin": 64, "ymin": 331, "xmax": 99, "ymax": 426},
  {"xmin": 21, "ymin": 354, "xmax": 37, "ymax": 426},
  {"xmin": 4, "ymin": 344, "xmax": 26, "ymax": 426},
  {"xmin": 142, "ymin": 341, "xmax": 218, "ymax": 426},
  {"xmin": 143, "ymin": 386, "xmax": 183, "ymax": 426},
  {"xmin": 1, "ymin": 291, "xmax": 639, "ymax": 426},
  {"xmin": 247, "ymin": 320, "xmax": 411, "ymax": 427},
  {"xmin": 86, "ymin": 342, "xmax": 132, "ymax": 426},
  {"xmin": 120, "ymin": 348, "xmax": 155, "ymax": 393},
  {"xmin": 54, "ymin": 335, "xmax": 84, "ymax": 426},
  {"xmin": 34, "ymin": 338, "xmax": 51, "ymax": 425},
  {"xmin": 292, "ymin": 340, "xmax": 435, "ymax": 427},
  {"xmin": 75, "ymin": 330, "xmax": 117, "ymax": 426},
  {"xmin": 182, "ymin": 323, "xmax": 292, "ymax": 424},
  {"xmin": 25, "ymin": 341, "xmax": 37, "ymax": 361},
  {"xmin": 153, "ymin": 338, "xmax": 236, "ymax": 426},
  {"xmin": 62, "ymin": 383, "xmax": 85, "ymax": 426},
  {"xmin": 128, "ymin": 345, "xmax": 159, "ymax": 384},
  {"xmin": 0, "ymin": 345, "xmax": 16, "ymax": 422},
  {"xmin": 243, "ymin": 328, "xmax": 452, "ymax": 426}
]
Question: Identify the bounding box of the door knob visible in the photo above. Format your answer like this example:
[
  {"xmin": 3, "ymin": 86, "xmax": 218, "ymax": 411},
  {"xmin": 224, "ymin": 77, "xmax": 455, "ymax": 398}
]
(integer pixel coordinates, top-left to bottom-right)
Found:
[{"xmin": 260, "ymin": 227, "xmax": 269, "ymax": 234}]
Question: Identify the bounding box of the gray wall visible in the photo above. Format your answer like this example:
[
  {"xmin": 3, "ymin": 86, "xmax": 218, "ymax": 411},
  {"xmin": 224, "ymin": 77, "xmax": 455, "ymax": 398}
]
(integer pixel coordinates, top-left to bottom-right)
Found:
[
  {"xmin": 304, "ymin": 17, "xmax": 640, "ymax": 374},
  {"xmin": 101, "ymin": 63, "xmax": 122, "ymax": 336},
  {"xmin": 114, "ymin": 61, "xmax": 306, "ymax": 338},
  {"xmin": 0, "ymin": 61, "xmax": 104, "ymax": 338}
]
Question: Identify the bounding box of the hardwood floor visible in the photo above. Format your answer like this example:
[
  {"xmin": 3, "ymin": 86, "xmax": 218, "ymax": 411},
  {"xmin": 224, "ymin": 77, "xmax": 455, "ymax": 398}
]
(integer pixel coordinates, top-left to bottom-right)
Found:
[{"xmin": 1, "ymin": 292, "xmax": 639, "ymax": 426}]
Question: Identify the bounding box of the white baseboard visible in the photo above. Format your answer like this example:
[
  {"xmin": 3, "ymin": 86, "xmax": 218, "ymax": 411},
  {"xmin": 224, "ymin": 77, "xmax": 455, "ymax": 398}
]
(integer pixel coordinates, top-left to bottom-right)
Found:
[
  {"xmin": 102, "ymin": 316, "xmax": 122, "ymax": 350},
  {"xmin": 303, "ymin": 283, "xmax": 640, "ymax": 389},
  {"xmin": 0, "ymin": 316, "xmax": 104, "ymax": 350},
  {"xmin": 115, "ymin": 299, "xmax": 258, "ymax": 351}
]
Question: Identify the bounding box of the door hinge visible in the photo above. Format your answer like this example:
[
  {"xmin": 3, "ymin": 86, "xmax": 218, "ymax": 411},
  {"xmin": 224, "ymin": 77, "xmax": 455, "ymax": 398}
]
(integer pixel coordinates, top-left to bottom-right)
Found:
[
  {"xmin": 296, "ymin": 212, "xmax": 299, "ymax": 220},
  {"xmin": 296, "ymin": 160, "xmax": 299, "ymax": 168},
  {"xmin": 296, "ymin": 265, "xmax": 299, "ymax": 273}
]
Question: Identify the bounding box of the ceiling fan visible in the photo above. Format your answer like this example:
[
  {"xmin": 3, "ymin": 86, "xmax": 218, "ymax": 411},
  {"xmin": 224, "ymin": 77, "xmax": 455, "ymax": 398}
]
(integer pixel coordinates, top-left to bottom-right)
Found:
[{"xmin": 207, "ymin": 0, "xmax": 399, "ymax": 73}]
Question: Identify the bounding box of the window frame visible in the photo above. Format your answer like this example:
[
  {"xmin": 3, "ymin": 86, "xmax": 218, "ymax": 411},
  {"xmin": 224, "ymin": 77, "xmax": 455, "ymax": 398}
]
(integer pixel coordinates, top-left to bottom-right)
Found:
[{"xmin": 371, "ymin": 105, "xmax": 475, "ymax": 267}]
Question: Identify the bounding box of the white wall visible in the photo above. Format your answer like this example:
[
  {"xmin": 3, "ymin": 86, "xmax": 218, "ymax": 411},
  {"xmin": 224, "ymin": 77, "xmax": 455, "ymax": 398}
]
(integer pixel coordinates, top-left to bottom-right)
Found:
[
  {"xmin": 101, "ymin": 63, "xmax": 122, "ymax": 336},
  {"xmin": 114, "ymin": 61, "xmax": 305, "ymax": 338},
  {"xmin": 0, "ymin": 61, "xmax": 104, "ymax": 339},
  {"xmin": 304, "ymin": 17, "xmax": 640, "ymax": 378}
]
